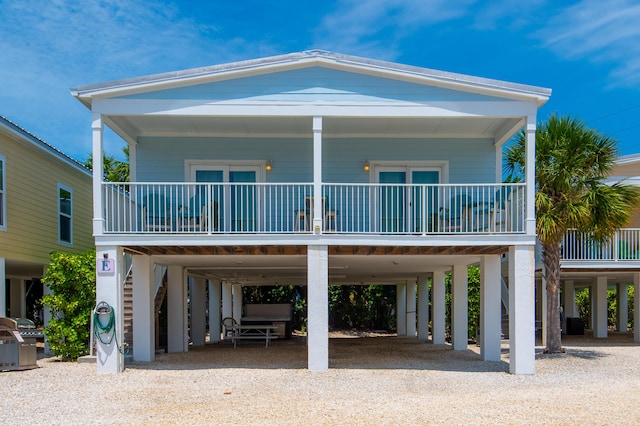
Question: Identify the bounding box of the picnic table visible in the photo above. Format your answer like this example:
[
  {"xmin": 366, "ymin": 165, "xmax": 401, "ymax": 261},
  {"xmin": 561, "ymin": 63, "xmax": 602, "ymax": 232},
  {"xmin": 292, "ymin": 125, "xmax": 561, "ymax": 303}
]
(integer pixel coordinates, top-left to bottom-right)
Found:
[{"xmin": 230, "ymin": 324, "xmax": 278, "ymax": 348}]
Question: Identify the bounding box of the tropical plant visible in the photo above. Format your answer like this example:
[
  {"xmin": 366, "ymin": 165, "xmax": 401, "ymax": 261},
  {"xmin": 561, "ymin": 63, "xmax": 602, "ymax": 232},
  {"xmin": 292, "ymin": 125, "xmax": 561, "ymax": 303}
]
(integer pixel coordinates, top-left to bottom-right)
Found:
[
  {"xmin": 41, "ymin": 250, "xmax": 96, "ymax": 360},
  {"xmin": 84, "ymin": 146, "xmax": 130, "ymax": 182},
  {"xmin": 504, "ymin": 114, "xmax": 639, "ymax": 353}
]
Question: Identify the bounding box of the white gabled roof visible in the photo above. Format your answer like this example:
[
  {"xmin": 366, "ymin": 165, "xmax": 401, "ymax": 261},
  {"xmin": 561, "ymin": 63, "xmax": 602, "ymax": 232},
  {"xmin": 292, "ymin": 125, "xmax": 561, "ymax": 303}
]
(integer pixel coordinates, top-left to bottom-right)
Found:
[{"xmin": 71, "ymin": 50, "xmax": 551, "ymax": 106}]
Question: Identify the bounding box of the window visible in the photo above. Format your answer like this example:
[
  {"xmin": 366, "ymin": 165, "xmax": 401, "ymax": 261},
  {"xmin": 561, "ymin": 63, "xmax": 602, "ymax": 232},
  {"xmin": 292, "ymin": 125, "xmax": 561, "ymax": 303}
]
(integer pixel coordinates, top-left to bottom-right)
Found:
[
  {"xmin": 58, "ymin": 184, "xmax": 72, "ymax": 245},
  {"xmin": 0, "ymin": 154, "xmax": 5, "ymax": 230}
]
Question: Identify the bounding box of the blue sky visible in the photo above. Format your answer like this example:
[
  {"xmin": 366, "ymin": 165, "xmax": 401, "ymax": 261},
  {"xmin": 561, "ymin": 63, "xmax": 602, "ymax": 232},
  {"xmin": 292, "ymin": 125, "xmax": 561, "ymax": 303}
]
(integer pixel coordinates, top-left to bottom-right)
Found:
[{"xmin": 1, "ymin": 0, "xmax": 639, "ymax": 162}]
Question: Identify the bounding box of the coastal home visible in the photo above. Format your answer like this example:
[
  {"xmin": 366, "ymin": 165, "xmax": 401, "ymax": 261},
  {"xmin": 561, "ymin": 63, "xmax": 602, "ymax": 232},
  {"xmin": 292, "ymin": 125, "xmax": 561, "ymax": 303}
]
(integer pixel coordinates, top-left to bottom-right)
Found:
[
  {"xmin": 71, "ymin": 50, "xmax": 550, "ymax": 374},
  {"xmin": 541, "ymin": 154, "xmax": 640, "ymax": 342},
  {"xmin": 0, "ymin": 116, "xmax": 93, "ymax": 326}
]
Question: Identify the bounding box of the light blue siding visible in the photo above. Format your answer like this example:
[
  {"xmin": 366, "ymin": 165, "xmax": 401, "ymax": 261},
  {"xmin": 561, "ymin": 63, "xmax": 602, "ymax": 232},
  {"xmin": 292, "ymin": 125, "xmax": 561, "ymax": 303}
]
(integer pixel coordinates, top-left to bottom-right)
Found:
[
  {"xmin": 136, "ymin": 136, "xmax": 495, "ymax": 184},
  {"xmin": 117, "ymin": 67, "xmax": 508, "ymax": 104}
]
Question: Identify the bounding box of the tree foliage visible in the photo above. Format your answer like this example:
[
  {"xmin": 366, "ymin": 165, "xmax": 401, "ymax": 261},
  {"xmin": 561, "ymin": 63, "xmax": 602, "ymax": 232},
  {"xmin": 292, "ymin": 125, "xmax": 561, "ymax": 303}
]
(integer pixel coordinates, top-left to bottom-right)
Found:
[
  {"xmin": 84, "ymin": 146, "xmax": 130, "ymax": 182},
  {"xmin": 505, "ymin": 114, "xmax": 639, "ymax": 353},
  {"xmin": 41, "ymin": 250, "xmax": 96, "ymax": 360}
]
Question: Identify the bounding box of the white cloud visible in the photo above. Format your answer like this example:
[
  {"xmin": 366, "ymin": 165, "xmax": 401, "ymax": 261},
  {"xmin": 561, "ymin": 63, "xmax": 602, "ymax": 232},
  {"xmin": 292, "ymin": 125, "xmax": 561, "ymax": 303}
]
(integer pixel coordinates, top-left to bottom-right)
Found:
[{"xmin": 537, "ymin": 0, "xmax": 640, "ymax": 88}]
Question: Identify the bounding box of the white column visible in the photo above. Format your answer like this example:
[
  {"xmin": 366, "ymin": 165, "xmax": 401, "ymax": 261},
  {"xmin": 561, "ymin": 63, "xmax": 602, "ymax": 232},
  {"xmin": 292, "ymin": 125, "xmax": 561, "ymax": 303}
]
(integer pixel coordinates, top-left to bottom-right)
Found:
[
  {"xmin": 232, "ymin": 284, "xmax": 243, "ymax": 323},
  {"xmin": 96, "ymin": 246, "xmax": 124, "ymax": 373},
  {"xmin": 634, "ymin": 273, "xmax": 640, "ymax": 343},
  {"xmin": 452, "ymin": 264, "xmax": 468, "ymax": 351},
  {"xmin": 91, "ymin": 113, "xmax": 105, "ymax": 236},
  {"xmin": 132, "ymin": 254, "xmax": 154, "ymax": 362},
  {"xmin": 417, "ymin": 275, "xmax": 429, "ymax": 341},
  {"xmin": 525, "ymin": 115, "xmax": 536, "ymax": 236},
  {"xmin": 312, "ymin": 116, "xmax": 323, "ymax": 233},
  {"xmin": 307, "ymin": 245, "xmax": 328, "ymax": 372},
  {"xmin": 432, "ymin": 270, "xmax": 447, "ymax": 344},
  {"xmin": 208, "ymin": 280, "xmax": 222, "ymax": 343},
  {"xmin": 594, "ymin": 276, "xmax": 608, "ymax": 338},
  {"xmin": 406, "ymin": 279, "xmax": 417, "ymax": 338},
  {"xmin": 396, "ymin": 283, "xmax": 407, "ymax": 336},
  {"xmin": 0, "ymin": 257, "xmax": 5, "ymax": 317},
  {"xmin": 42, "ymin": 276, "xmax": 53, "ymax": 355},
  {"xmin": 9, "ymin": 279, "xmax": 26, "ymax": 317},
  {"xmin": 167, "ymin": 265, "xmax": 187, "ymax": 353},
  {"xmin": 509, "ymin": 245, "xmax": 535, "ymax": 375},
  {"xmin": 540, "ymin": 273, "xmax": 548, "ymax": 347},
  {"xmin": 190, "ymin": 276, "xmax": 207, "ymax": 346},
  {"xmin": 222, "ymin": 281, "xmax": 232, "ymax": 320},
  {"xmin": 564, "ymin": 280, "xmax": 576, "ymax": 324},
  {"xmin": 617, "ymin": 283, "xmax": 628, "ymax": 332},
  {"xmin": 481, "ymin": 255, "xmax": 501, "ymax": 361}
]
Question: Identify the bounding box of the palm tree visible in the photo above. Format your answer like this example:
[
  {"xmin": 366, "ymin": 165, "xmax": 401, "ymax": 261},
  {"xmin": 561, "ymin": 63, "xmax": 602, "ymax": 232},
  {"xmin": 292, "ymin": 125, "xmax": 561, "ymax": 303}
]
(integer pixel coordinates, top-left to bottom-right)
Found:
[
  {"xmin": 504, "ymin": 114, "xmax": 638, "ymax": 353},
  {"xmin": 84, "ymin": 146, "xmax": 130, "ymax": 182}
]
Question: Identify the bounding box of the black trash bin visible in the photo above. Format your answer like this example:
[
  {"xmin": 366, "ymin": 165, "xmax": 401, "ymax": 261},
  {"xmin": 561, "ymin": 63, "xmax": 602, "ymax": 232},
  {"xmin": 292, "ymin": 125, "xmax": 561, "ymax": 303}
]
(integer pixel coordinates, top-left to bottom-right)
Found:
[{"xmin": 565, "ymin": 317, "xmax": 585, "ymax": 335}]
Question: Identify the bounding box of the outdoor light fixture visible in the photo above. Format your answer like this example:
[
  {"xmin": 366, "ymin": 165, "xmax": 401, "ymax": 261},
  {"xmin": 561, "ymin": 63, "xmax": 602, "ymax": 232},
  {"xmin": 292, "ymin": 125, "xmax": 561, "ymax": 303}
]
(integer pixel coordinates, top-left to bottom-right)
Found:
[
  {"xmin": 363, "ymin": 160, "xmax": 370, "ymax": 171},
  {"xmin": 265, "ymin": 160, "xmax": 272, "ymax": 171}
]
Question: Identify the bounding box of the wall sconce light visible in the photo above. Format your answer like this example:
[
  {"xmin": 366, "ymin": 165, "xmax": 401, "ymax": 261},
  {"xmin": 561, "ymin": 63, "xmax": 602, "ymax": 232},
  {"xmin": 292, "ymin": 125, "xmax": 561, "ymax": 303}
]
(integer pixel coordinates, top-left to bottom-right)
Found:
[
  {"xmin": 363, "ymin": 160, "xmax": 370, "ymax": 171},
  {"xmin": 265, "ymin": 160, "xmax": 272, "ymax": 171}
]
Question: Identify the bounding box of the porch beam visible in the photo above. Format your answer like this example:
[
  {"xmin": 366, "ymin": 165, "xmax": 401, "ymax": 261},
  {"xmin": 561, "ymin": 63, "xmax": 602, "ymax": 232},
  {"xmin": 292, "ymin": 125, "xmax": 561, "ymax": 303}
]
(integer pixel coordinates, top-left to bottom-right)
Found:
[
  {"xmin": 313, "ymin": 116, "xmax": 323, "ymax": 233},
  {"xmin": 132, "ymin": 254, "xmax": 155, "ymax": 363},
  {"xmin": 95, "ymin": 246, "xmax": 124, "ymax": 373},
  {"xmin": 92, "ymin": 113, "xmax": 104, "ymax": 236},
  {"xmin": 307, "ymin": 245, "xmax": 329, "ymax": 372},
  {"xmin": 509, "ymin": 245, "xmax": 535, "ymax": 375},
  {"xmin": 525, "ymin": 115, "xmax": 536, "ymax": 236},
  {"xmin": 432, "ymin": 270, "xmax": 447, "ymax": 344},
  {"xmin": 451, "ymin": 264, "xmax": 468, "ymax": 351}
]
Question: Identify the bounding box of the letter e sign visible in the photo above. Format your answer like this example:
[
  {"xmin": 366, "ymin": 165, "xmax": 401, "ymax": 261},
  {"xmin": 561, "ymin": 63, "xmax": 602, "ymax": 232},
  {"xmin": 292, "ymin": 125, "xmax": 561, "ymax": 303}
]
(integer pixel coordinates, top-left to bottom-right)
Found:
[{"xmin": 97, "ymin": 258, "xmax": 115, "ymax": 275}]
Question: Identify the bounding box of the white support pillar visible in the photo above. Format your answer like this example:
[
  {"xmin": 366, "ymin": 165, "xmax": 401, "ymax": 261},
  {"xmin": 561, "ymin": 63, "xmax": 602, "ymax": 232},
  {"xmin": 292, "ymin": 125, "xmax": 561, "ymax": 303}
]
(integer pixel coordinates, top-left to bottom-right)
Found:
[
  {"xmin": 91, "ymin": 113, "xmax": 105, "ymax": 236},
  {"xmin": 0, "ymin": 257, "xmax": 5, "ymax": 317},
  {"xmin": 307, "ymin": 245, "xmax": 328, "ymax": 372},
  {"xmin": 406, "ymin": 280, "xmax": 417, "ymax": 338},
  {"xmin": 96, "ymin": 246, "xmax": 124, "ymax": 373},
  {"xmin": 509, "ymin": 245, "xmax": 535, "ymax": 375},
  {"xmin": 396, "ymin": 283, "xmax": 407, "ymax": 336},
  {"xmin": 417, "ymin": 275, "xmax": 430, "ymax": 341},
  {"xmin": 480, "ymin": 255, "xmax": 501, "ymax": 361},
  {"xmin": 208, "ymin": 280, "xmax": 222, "ymax": 343},
  {"xmin": 525, "ymin": 115, "xmax": 536, "ymax": 236},
  {"xmin": 432, "ymin": 270, "xmax": 447, "ymax": 344},
  {"xmin": 167, "ymin": 265, "xmax": 187, "ymax": 353},
  {"xmin": 9, "ymin": 279, "xmax": 25, "ymax": 317},
  {"xmin": 634, "ymin": 273, "xmax": 640, "ymax": 343},
  {"xmin": 190, "ymin": 276, "xmax": 207, "ymax": 346},
  {"xmin": 594, "ymin": 276, "xmax": 608, "ymax": 338},
  {"xmin": 540, "ymin": 272, "xmax": 548, "ymax": 347},
  {"xmin": 222, "ymin": 281, "xmax": 232, "ymax": 321},
  {"xmin": 132, "ymin": 255, "xmax": 155, "ymax": 362},
  {"xmin": 617, "ymin": 283, "xmax": 629, "ymax": 332},
  {"xmin": 312, "ymin": 116, "xmax": 323, "ymax": 233},
  {"xmin": 452, "ymin": 264, "xmax": 468, "ymax": 351},
  {"xmin": 42, "ymin": 276, "xmax": 53, "ymax": 355},
  {"xmin": 232, "ymin": 284, "xmax": 243, "ymax": 323},
  {"xmin": 563, "ymin": 280, "xmax": 576, "ymax": 326}
]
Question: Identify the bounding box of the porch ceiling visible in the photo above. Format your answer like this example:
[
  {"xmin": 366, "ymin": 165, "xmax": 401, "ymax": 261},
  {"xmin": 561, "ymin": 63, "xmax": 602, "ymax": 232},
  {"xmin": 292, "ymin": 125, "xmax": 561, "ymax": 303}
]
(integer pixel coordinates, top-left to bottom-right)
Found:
[
  {"xmin": 126, "ymin": 244, "xmax": 508, "ymax": 285},
  {"xmin": 107, "ymin": 115, "xmax": 522, "ymax": 141}
]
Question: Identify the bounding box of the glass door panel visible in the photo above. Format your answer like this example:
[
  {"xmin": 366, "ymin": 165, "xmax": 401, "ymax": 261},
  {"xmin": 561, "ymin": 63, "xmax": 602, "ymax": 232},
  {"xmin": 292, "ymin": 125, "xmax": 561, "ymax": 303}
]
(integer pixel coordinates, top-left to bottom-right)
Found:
[
  {"xmin": 411, "ymin": 170, "xmax": 439, "ymax": 232},
  {"xmin": 230, "ymin": 171, "xmax": 256, "ymax": 232},
  {"xmin": 379, "ymin": 171, "xmax": 406, "ymax": 233}
]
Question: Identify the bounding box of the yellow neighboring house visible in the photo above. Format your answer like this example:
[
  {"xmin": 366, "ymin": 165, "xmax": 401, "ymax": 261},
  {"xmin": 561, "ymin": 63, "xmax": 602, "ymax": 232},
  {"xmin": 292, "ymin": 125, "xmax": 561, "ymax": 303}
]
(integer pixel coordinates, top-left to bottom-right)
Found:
[{"xmin": 0, "ymin": 115, "xmax": 93, "ymax": 323}]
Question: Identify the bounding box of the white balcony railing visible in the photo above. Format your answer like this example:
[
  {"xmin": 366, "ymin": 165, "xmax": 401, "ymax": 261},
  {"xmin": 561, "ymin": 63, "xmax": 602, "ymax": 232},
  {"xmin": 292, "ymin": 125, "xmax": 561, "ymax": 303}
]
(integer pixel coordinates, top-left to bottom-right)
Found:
[
  {"xmin": 561, "ymin": 228, "xmax": 640, "ymax": 262},
  {"xmin": 102, "ymin": 182, "xmax": 526, "ymax": 235}
]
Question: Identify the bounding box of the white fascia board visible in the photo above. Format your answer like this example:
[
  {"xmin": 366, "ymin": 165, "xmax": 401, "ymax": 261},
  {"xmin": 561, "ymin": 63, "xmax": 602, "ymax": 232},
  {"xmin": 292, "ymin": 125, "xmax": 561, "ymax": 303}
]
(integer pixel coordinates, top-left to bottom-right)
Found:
[{"xmin": 92, "ymin": 98, "xmax": 537, "ymax": 118}]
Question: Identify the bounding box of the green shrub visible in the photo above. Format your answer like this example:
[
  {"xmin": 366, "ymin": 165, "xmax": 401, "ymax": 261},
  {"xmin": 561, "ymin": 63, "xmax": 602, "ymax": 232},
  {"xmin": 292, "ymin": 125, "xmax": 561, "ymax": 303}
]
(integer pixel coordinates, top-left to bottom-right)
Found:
[{"xmin": 41, "ymin": 250, "xmax": 96, "ymax": 360}]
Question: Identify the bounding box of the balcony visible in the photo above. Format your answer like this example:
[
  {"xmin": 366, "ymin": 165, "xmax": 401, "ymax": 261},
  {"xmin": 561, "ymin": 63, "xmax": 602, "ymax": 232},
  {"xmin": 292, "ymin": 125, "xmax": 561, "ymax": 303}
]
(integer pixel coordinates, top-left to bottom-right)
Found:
[
  {"xmin": 561, "ymin": 229, "xmax": 640, "ymax": 262},
  {"xmin": 101, "ymin": 182, "xmax": 526, "ymax": 236}
]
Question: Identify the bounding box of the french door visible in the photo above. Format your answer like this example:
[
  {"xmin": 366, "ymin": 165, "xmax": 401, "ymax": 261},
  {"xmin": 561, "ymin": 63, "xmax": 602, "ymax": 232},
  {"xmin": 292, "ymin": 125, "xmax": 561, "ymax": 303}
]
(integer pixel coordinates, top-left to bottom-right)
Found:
[
  {"xmin": 192, "ymin": 165, "xmax": 260, "ymax": 232},
  {"xmin": 377, "ymin": 167, "xmax": 439, "ymax": 233}
]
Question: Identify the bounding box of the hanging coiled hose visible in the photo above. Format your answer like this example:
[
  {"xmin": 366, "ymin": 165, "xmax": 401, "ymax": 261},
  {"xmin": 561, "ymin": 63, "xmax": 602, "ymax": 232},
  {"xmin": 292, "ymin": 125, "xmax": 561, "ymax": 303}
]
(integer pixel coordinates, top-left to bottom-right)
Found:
[{"xmin": 93, "ymin": 301, "xmax": 129, "ymax": 354}]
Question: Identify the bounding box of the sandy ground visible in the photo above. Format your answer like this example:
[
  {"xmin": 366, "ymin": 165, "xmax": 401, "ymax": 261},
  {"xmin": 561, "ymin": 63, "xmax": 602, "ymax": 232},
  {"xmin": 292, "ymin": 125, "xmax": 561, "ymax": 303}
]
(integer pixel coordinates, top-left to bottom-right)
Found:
[{"xmin": 2, "ymin": 332, "xmax": 640, "ymax": 425}]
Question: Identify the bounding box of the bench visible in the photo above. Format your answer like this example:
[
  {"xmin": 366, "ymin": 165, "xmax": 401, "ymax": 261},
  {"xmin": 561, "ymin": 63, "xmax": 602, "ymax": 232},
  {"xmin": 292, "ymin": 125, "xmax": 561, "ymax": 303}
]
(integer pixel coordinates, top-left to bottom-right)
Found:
[{"xmin": 230, "ymin": 324, "xmax": 278, "ymax": 348}]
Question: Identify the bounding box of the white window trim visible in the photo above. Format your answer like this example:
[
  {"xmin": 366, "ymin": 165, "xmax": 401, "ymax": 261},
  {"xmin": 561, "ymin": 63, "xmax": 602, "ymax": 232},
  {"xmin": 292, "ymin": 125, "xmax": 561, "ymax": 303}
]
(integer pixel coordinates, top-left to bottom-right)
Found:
[
  {"xmin": 184, "ymin": 159, "xmax": 266, "ymax": 182},
  {"xmin": 58, "ymin": 183, "xmax": 73, "ymax": 246},
  {"xmin": 0, "ymin": 154, "xmax": 5, "ymax": 231},
  {"xmin": 369, "ymin": 160, "xmax": 449, "ymax": 183}
]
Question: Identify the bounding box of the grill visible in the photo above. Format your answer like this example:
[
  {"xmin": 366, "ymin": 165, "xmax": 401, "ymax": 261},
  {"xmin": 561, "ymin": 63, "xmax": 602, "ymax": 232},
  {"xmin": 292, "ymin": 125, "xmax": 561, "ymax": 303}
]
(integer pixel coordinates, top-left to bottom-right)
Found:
[{"xmin": 0, "ymin": 317, "xmax": 42, "ymax": 371}]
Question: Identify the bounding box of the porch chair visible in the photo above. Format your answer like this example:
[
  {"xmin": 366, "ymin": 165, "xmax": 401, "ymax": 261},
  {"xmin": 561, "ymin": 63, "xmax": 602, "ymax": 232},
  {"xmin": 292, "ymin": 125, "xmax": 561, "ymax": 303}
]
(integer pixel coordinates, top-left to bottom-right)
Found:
[
  {"xmin": 141, "ymin": 192, "xmax": 172, "ymax": 232},
  {"xmin": 439, "ymin": 194, "xmax": 472, "ymax": 232},
  {"xmin": 222, "ymin": 317, "xmax": 239, "ymax": 346},
  {"xmin": 179, "ymin": 191, "xmax": 209, "ymax": 232}
]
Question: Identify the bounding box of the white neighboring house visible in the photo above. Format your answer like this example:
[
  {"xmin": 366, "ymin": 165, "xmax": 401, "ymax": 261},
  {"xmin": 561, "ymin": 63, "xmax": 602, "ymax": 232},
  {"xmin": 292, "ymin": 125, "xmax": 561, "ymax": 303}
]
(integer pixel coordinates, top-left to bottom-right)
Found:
[
  {"xmin": 0, "ymin": 116, "xmax": 93, "ymax": 328},
  {"xmin": 71, "ymin": 50, "xmax": 551, "ymax": 374},
  {"xmin": 538, "ymin": 154, "xmax": 640, "ymax": 342}
]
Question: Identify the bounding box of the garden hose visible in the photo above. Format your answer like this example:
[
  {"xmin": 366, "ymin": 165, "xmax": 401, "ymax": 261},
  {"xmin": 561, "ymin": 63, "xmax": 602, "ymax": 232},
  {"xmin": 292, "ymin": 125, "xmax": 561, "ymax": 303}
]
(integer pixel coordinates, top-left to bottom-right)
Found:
[{"xmin": 94, "ymin": 301, "xmax": 129, "ymax": 354}]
